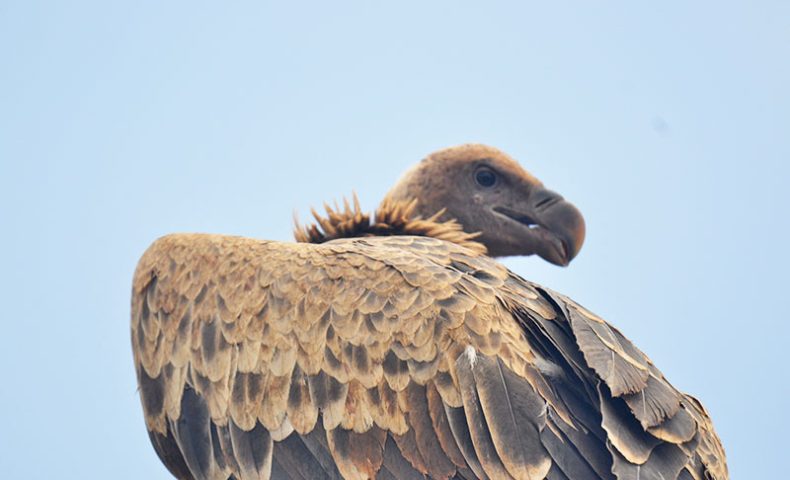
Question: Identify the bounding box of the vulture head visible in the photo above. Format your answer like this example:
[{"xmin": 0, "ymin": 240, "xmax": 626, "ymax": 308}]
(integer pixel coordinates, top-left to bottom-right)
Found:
[
  {"xmin": 296, "ymin": 143, "xmax": 586, "ymax": 266},
  {"xmin": 383, "ymin": 144, "xmax": 585, "ymax": 265}
]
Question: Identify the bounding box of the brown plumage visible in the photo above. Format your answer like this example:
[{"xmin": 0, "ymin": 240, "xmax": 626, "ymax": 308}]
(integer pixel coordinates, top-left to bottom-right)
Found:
[{"xmin": 132, "ymin": 144, "xmax": 727, "ymax": 480}]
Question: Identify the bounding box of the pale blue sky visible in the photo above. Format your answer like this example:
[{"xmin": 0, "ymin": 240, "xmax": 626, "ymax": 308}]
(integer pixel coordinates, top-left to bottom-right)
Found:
[{"xmin": 1, "ymin": 2, "xmax": 787, "ymax": 478}]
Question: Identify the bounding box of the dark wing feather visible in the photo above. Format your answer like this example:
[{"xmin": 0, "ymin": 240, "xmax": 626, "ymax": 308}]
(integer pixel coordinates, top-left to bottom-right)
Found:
[
  {"xmin": 132, "ymin": 234, "xmax": 727, "ymax": 480},
  {"xmin": 148, "ymin": 427, "xmax": 194, "ymax": 480},
  {"xmin": 528, "ymin": 287, "xmax": 728, "ymax": 480}
]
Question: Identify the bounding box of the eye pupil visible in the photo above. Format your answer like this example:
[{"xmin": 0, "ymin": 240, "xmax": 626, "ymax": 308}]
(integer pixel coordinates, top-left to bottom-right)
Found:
[{"xmin": 475, "ymin": 169, "xmax": 496, "ymax": 187}]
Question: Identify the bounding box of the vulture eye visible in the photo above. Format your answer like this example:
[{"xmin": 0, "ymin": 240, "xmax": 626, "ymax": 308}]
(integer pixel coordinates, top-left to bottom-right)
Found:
[{"xmin": 475, "ymin": 168, "xmax": 497, "ymax": 188}]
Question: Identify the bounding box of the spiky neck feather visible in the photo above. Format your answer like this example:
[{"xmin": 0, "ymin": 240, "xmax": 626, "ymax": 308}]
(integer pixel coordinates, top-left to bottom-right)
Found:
[{"xmin": 294, "ymin": 196, "xmax": 486, "ymax": 254}]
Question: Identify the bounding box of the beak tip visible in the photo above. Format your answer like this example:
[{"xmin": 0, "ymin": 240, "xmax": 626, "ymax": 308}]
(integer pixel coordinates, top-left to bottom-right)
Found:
[{"xmin": 545, "ymin": 201, "xmax": 585, "ymax": 266}]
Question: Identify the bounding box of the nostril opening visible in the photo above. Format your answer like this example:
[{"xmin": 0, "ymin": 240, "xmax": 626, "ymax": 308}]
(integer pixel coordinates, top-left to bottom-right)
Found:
[{"xmin": 534, "ymin": 195, "xmax": 560, "ymax": 209}]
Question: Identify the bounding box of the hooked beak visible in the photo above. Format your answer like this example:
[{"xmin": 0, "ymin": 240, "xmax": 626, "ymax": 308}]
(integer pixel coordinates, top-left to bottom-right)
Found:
[{"xmin": 494, "ymin": 187, "xmax": 586, "ymax": 266}]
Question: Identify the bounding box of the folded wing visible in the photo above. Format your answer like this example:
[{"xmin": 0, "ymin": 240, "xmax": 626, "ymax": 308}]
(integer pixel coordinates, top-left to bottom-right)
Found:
[{"xmin": 132, "ymin": 234, "xmax": 726, "ymax": 480}]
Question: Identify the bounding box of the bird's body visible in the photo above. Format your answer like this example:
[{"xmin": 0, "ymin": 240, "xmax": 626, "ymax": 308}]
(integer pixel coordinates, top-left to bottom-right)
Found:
[{"xmin": 132, "ymin": 145, "xmax": 727, "ymax": 479}]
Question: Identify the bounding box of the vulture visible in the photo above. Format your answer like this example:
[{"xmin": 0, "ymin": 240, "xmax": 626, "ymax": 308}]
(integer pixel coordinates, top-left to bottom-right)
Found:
[{"xmin": 131, "ymin": 144, "xmax": 728, "ymax": 480}]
